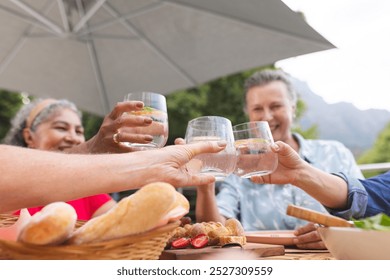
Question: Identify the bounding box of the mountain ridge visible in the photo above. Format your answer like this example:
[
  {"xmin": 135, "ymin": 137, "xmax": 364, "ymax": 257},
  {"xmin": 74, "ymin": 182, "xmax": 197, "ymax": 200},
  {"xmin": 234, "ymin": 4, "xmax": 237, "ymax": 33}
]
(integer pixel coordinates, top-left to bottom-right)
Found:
[{"xmin": 293, "ymin": 78, "xmax": 390, "ymax": 157}]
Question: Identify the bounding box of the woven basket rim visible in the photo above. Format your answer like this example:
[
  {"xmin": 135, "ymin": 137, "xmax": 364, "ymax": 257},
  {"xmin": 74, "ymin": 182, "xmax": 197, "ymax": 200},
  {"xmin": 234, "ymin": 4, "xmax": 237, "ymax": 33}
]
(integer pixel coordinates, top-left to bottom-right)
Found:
[{"xmin": 0, "ymin": 214, "xmax": 179, "ymax": 259}]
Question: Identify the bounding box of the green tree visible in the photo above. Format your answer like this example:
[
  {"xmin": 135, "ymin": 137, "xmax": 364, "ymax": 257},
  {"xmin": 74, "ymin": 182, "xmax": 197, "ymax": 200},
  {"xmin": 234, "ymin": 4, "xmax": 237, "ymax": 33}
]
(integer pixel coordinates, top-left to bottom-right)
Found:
[
  {"xmin": 358, "ymin": 122, "xmax": 390, "ymax": 177},
  {"xmin": 82, "ymin": 112, "xmax": 103, "ymax": 140},
  {"xmin": 0, "ymin": 90, "xmax": 24, "ymax": 141}
]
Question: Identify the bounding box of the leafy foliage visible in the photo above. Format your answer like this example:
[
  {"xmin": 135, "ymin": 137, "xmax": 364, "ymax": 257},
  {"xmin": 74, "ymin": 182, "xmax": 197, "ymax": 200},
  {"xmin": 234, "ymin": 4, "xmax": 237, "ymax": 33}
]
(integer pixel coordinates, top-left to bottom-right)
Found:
[
  {"xmin": 353, "ymin": 213, "xmax": 390, "ymax": 230},
  {"xmin": 81, "ymin": 112, "xmax": 103, "ymax": 140},
  {"xmin": 0, "ymin": 90, "xmax": 24, "ymax": 142},
  {"xmin": 357, "ymin": 122, "xmax": 390, "ymax": 177}
]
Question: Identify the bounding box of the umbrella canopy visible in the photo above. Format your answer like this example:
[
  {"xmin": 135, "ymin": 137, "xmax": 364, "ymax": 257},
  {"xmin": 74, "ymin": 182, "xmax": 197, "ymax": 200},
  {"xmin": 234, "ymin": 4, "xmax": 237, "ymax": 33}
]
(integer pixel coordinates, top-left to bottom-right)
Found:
[{"xmin": 0, "ymin": 0, "xmax": 334, "ymax": 116}]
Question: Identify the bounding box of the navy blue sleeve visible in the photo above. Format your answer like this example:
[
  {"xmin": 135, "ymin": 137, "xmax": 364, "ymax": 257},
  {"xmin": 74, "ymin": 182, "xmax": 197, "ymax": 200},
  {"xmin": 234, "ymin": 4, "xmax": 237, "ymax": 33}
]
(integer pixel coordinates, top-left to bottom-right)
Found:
[
  {"xmin": 327, "ymin": 172, "xmax": 368, "ymax": 219},
  {"xmin": 329, "ymin": 172, "xmax": 390, "ymax": 219},
  {"xmin": 359, "ymin": 171, "xmax": 390, "ymax": 217}
]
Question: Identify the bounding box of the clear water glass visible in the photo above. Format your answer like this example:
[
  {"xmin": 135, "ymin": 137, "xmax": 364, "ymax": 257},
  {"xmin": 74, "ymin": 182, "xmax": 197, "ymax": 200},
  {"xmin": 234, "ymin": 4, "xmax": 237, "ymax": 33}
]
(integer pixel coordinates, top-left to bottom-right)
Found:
[
  {"xmin": 123, "ymin": 92, "xmax": 168, "ymax": 150},
  {"xmin": 233, "ymin": 121, "xmax": 278, "ymax": 178},
  {"xmin": 185, "ymin": 116, "xmax": 237, "ymax": 181}
]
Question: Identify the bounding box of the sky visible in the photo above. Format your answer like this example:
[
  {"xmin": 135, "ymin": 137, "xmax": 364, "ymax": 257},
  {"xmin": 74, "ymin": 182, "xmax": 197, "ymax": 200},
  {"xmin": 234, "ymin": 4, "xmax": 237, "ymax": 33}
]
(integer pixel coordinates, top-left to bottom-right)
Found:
[{"xmin": 277, "ymin": 0, "xmax": 390, "ymax": 111}]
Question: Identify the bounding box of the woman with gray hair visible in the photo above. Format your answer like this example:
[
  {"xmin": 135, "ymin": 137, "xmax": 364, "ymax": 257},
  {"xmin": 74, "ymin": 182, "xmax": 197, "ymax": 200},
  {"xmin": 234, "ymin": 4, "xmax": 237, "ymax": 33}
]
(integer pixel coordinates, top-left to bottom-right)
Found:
[
  {"xmin": 4, "ymin": 99, "xmax": 82, "ymax": 148},
  {"xmin": 4, "ymin": 98, "xmax": 157, "ymax": 154}
]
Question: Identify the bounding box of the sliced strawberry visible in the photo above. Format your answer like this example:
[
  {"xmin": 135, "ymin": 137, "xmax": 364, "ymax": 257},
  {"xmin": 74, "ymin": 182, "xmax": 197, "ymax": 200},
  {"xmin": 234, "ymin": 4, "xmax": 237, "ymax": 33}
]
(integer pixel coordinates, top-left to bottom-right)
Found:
[
  {"xmin": 191, "ymin": 233, "xmax": 209, "ymax": 249},
  {"xmin": 171, "ymin": 237, "xmax": 190, "ymax": 249}
]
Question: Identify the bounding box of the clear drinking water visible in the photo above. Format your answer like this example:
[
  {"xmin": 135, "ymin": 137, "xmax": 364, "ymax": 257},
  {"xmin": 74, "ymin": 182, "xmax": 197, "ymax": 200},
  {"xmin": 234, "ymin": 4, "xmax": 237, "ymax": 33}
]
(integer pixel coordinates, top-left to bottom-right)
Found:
[
  {"xmin": 233, "ymin": 121, "xmax": 277, "ymax": 178},
  {"xmin": 234, "ymin": 138, "xmax": 278, "ymax": 178},
  {"xmin": 190, "ymin": 136, "xmax": 237, "ymax": 181},
  {"xmin": 185, "ymin": 116, "xmax": 237, "ymax": 181}
]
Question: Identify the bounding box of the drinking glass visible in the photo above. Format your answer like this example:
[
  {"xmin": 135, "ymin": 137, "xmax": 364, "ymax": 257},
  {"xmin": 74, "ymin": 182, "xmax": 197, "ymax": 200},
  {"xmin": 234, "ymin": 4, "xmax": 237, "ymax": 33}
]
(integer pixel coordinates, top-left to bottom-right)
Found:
[
  {"xmin": 233, "ymin": 121, "xmax": 278, "ymax": 178},
  {"xmin": 185, "ymin": 116, "xmax": 237, "ymax": 181},
  {"xmin": 123, "ymin": 92, "xmax": 168, "ymax": 150}
]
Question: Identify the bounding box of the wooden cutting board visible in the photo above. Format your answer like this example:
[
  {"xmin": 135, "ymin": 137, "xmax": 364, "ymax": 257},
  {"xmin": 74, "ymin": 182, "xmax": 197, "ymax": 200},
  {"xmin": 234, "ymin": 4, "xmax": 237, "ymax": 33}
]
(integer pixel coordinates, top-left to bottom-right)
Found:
[{"xmin": 160, "ymin": 242, "xmax": 285, "ymax": 260}]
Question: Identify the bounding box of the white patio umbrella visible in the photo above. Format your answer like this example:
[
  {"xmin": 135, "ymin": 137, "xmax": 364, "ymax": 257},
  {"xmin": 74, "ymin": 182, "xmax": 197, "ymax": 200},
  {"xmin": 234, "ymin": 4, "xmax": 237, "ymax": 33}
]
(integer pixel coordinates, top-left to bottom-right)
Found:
[{"xmin": 0, "ymin": 0, "xmax": 334, "ymax": 116}]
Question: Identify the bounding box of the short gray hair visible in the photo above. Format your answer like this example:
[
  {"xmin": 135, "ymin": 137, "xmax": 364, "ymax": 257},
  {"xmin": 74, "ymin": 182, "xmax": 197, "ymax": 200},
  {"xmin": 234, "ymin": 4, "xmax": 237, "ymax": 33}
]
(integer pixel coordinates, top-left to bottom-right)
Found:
[
  {"xmin": 244, "ymin": 69, "xmax": 297, "ymax": 105},
  {"xmin": 3, "ymin": 98, "xmax": 82, "ymax": 147}
]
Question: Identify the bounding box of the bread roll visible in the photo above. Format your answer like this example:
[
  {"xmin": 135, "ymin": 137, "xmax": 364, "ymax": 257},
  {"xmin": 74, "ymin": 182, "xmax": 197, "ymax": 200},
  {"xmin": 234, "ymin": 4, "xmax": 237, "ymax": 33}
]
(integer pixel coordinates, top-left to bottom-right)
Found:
[
  {"xmin": 68, "ymin": 182, "xmax": 189, "ymax": 245},
  {"xmin": 171, "ymin": 227, "xmax": 188, "ymax": 239},
  {"xmin": 207, "ymin": 226, "xmax": 230, "ymax": 239},
  {"xmin": 225, "ymin": 218, "xmax": 245, "ymax": 236},
  {"xmin": 219, "ymin": 235, "xmax": 247, "ymax": 246},
  {"xmin": 18, "ymin": 202, "xmax": 77, "ymax": 245},
  {"xmin": 207, "ymin": 226, "xmax": 231, "ymax": 245},
  {"xmin": 202, "ymin": 221, "xmax": 223, "ymax": 233},
  {"xmin": 189, "ymin": 223, "xmax": 207, "ymax": 237},
  {"xmin": 189, "ymin": 222, "xmax": 223, "ymax": 237},
  {"xmin": 0, "ymin": 209, "xmax": 31, "ymax": 241}
]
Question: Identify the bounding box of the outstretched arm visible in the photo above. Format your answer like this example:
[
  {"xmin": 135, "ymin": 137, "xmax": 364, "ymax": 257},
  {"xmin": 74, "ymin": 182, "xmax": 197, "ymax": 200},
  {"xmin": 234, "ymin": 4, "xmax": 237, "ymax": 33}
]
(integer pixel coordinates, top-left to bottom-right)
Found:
[
  {"xmin": 0, "ymin": 141, "xmax": 226, "ymax": 213},
  {"xmin": 251, "ymin": 141, "xmax": 349, "ymax": 210}
]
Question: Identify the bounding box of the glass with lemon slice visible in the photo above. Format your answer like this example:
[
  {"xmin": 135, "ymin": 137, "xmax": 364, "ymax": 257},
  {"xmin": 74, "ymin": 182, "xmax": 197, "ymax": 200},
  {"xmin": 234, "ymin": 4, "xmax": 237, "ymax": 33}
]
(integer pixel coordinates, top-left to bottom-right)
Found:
[{"xmin": 123, "ymin": 92, "xmax": 168, "ymax": 150}]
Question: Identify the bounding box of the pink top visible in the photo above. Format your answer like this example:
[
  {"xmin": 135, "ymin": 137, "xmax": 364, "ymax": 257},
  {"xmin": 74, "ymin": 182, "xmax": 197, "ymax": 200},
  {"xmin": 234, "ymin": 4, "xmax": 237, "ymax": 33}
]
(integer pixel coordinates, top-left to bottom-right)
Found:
[{"xmin": 14, "ymin": 194, "xmax": 112, "ymax": 221}]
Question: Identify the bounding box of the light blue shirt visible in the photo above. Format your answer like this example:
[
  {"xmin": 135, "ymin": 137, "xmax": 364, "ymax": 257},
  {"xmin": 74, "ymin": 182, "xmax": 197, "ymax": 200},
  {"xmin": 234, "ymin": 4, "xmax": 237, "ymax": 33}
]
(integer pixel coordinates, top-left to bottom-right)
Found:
[{"xmin": 216, "ymin": 133, "xmax": 364, "ymax": 231}]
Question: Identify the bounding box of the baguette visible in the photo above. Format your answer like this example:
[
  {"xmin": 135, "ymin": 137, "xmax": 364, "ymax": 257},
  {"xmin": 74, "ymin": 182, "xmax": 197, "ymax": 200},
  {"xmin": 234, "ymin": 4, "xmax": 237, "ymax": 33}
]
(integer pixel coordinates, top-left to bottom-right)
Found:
[
  {"xmin": 68, "ymin": 182, "xmax": 189, "ymax": 245},
  {"xmin": 18, "ymin": 202, "xmax": 77, "ymax": 245}
]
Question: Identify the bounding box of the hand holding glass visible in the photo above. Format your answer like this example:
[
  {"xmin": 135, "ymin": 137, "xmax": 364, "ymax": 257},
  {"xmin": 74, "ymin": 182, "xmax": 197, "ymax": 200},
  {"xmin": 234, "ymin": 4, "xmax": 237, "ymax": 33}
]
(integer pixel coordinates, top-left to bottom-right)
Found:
[
  {"xmin": 233, "ymin": 121, "xmax": 277, "ymax": 178},
  {"xmin": 123, "ymin": 92, "xmax": 168, "ymax": 150},
  {"xmin": 185, "ymin": 116, "xmax": 237, "ymax": 181}
]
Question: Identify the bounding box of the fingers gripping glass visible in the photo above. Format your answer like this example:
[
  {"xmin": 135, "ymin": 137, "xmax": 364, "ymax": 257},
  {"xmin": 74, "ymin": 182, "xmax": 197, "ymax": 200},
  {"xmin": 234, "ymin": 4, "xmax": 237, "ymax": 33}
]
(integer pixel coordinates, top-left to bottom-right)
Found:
[
  {"xmin": 123, "ymin": 92, "xmax": 168, "ymax": 150},
  {"xmin": 185, "ymin": 116, "xmax": 237, "ymax": 181},
  {"xmin": 233, "ymin": 121, "xmax": 277, "ymax": 178}
]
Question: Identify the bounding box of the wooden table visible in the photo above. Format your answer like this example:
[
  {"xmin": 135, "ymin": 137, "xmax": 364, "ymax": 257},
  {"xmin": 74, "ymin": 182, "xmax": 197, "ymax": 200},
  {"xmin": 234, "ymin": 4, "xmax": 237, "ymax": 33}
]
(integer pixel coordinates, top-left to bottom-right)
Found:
[{"xmin": 161, "ymin": 244, "xmax": 335, "ymax": 260}]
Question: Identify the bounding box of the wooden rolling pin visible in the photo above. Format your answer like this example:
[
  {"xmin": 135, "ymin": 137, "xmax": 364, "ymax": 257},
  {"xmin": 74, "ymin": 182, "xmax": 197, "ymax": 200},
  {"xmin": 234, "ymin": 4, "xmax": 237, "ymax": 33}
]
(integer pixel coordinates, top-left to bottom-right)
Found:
[{"xmin": 287, "ymin": 204, "xmax": 354, "ymax": 227}]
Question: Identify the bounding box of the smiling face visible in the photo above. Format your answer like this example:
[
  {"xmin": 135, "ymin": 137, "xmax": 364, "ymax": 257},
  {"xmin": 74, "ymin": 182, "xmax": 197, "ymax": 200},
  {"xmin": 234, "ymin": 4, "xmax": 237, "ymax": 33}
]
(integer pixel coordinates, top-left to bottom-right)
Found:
[
  {"xmin": 245, "ymin": 81, "xmax": 296, "ymax": 143},
  {"xmin": 24, "ymin": 108, "xmax": 85, "ymax": 151}
]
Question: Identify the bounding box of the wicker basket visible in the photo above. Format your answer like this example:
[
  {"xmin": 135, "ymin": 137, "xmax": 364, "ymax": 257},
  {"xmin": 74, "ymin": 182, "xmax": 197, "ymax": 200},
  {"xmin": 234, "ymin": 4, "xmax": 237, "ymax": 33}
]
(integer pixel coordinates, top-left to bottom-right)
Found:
[{"xmin": 0, "ymin": 214, "xmax": 178, "ymax": 260}]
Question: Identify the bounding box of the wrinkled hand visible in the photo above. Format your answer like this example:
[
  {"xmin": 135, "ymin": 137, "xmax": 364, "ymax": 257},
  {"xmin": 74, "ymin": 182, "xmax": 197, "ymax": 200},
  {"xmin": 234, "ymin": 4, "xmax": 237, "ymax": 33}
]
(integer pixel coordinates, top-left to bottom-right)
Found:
[
  {"xmin": 251, "ymin": 141, "xmax": 308, "ymax": 185},
  {"xmin": 174, "ymin": 137, "xmax": 203, "ymax": 174},
  {"xmin": 175, "ymin": 137, "xmax": 215, "ymax": 190},
  {"xmin": 293, "ymin": 223, "xmax": 326, "ymax": 249},
  {"xmin": 84, "ymin": 101, "xmax": 155, "ymax": 153},
  {"xmin": 142, "ymin": 141, "xmax": 227, "ymax": 187}
]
